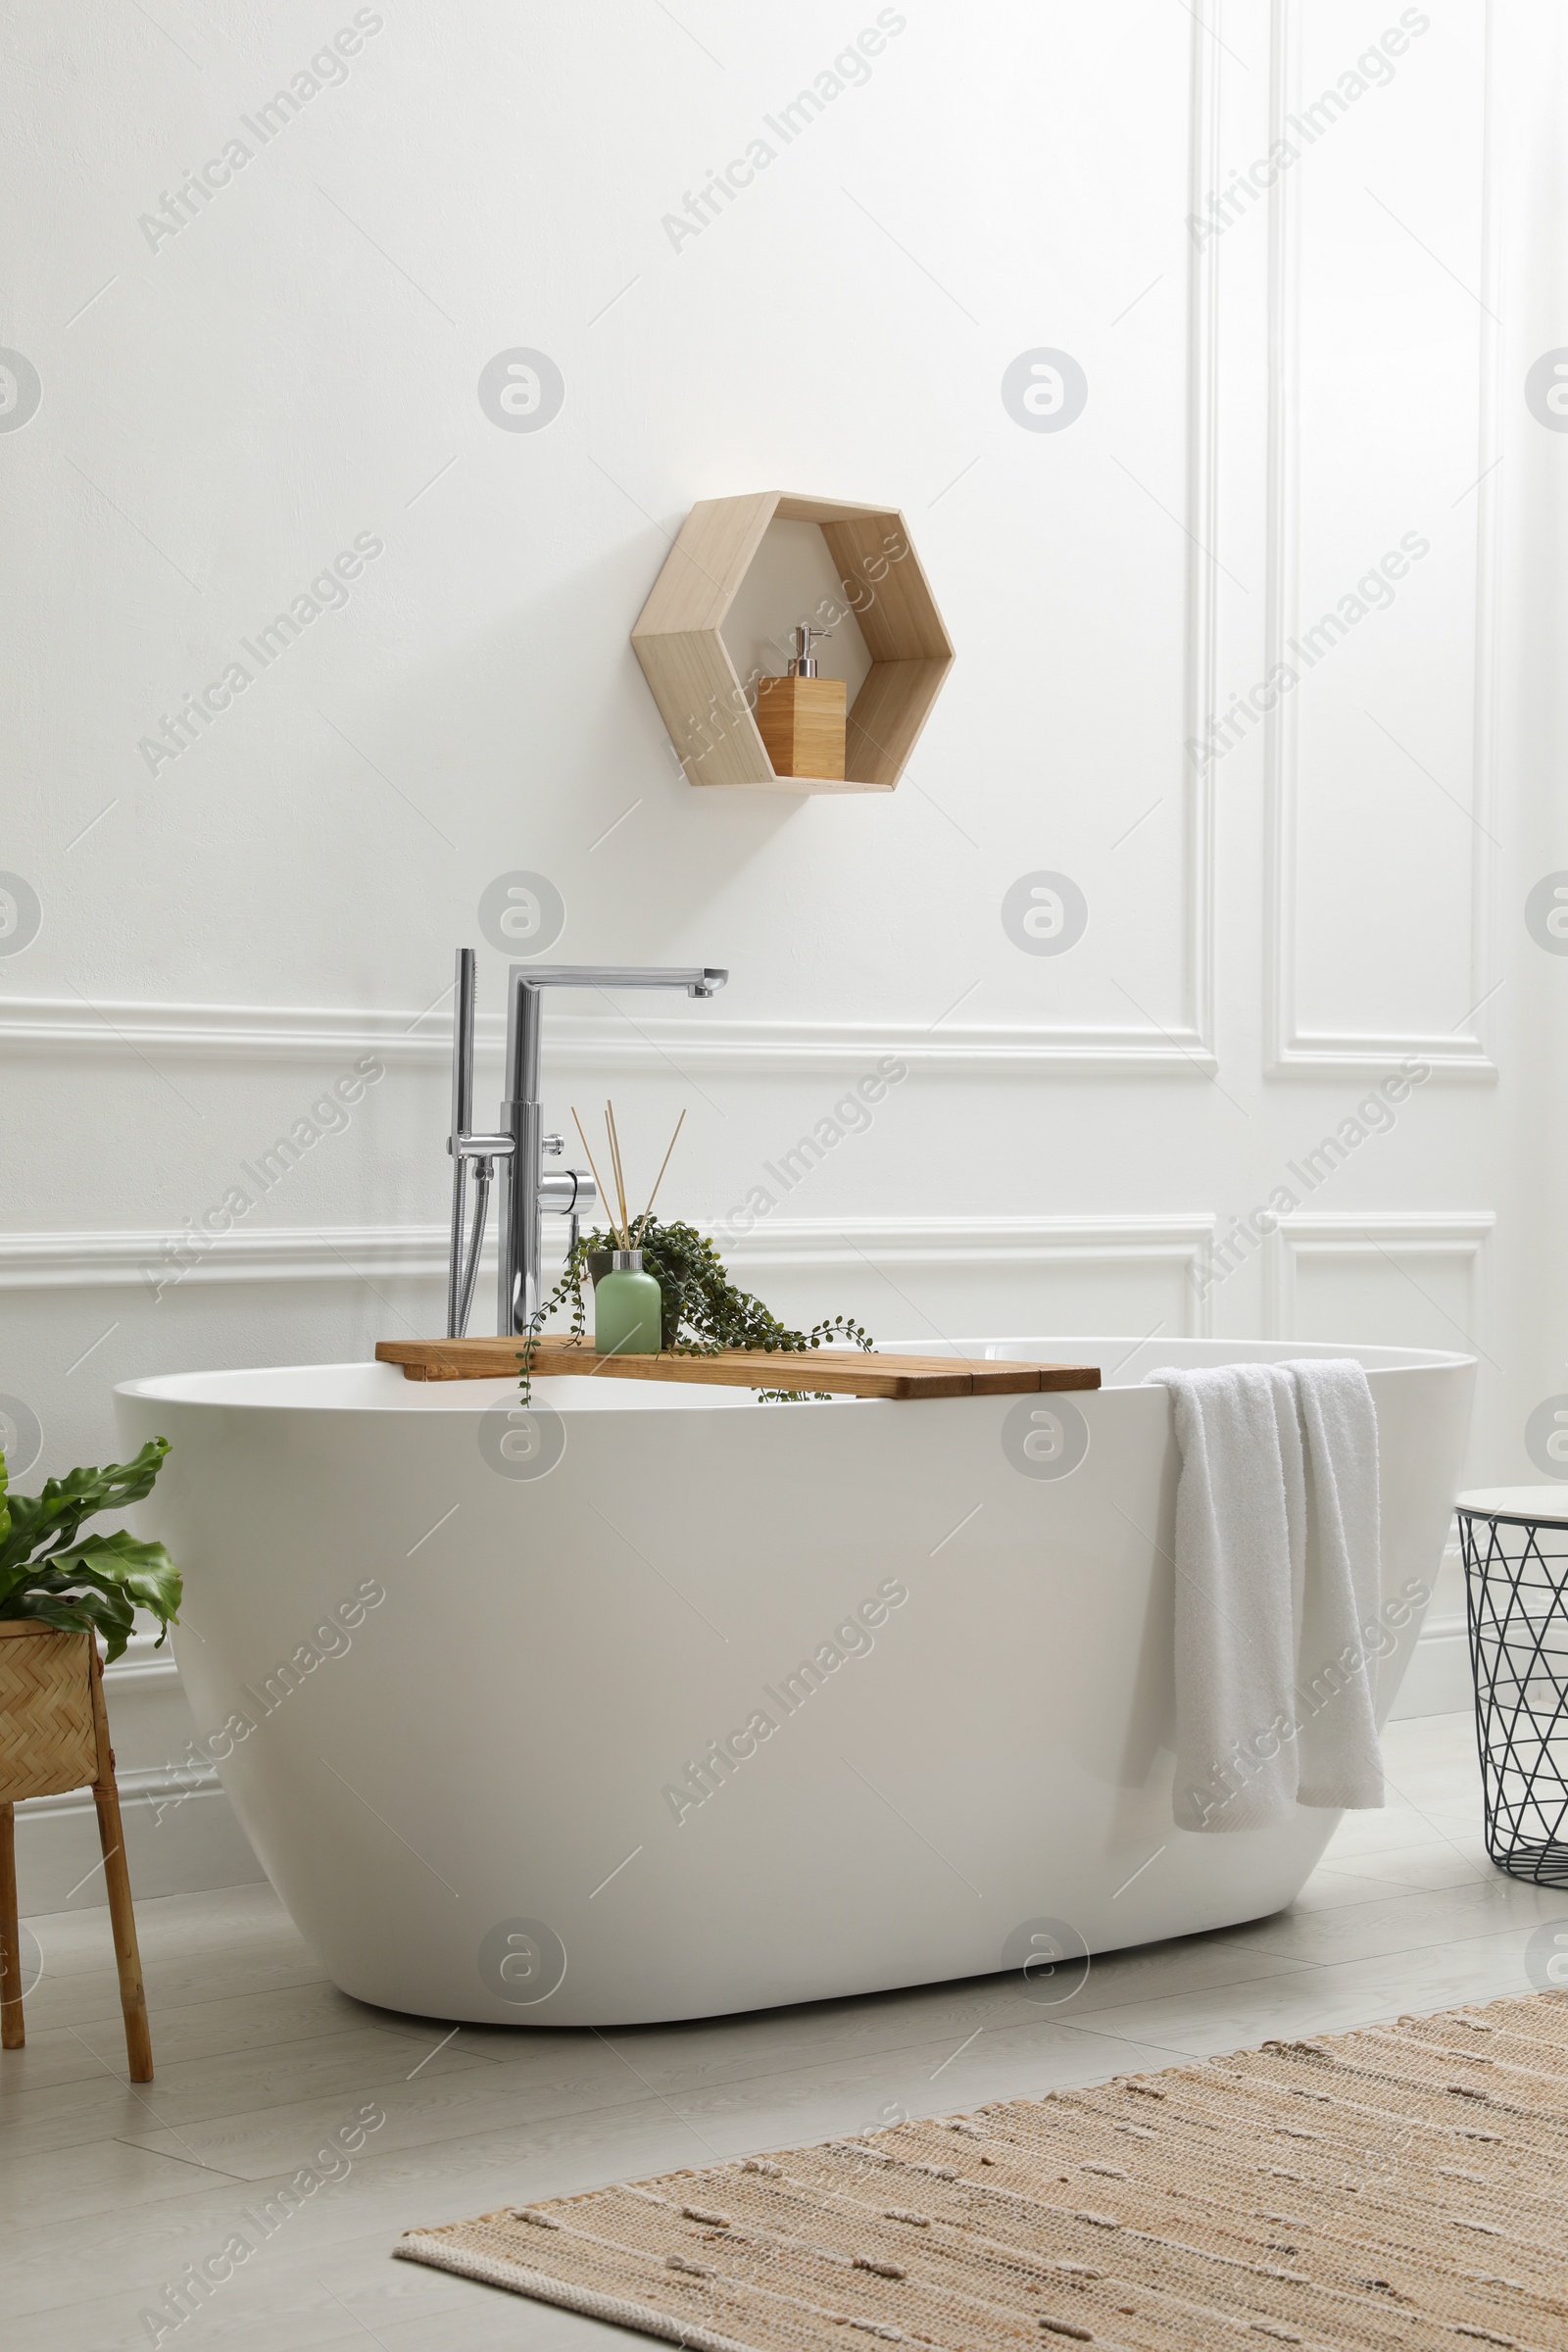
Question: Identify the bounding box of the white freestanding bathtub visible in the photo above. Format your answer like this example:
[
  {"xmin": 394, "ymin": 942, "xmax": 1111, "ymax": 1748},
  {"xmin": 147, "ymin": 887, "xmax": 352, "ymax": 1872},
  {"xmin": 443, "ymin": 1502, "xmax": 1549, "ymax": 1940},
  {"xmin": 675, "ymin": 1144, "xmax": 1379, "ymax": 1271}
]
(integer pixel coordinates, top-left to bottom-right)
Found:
[{"xmin": 115, "ymin": 1338, "xmax": 1473, "ymax": 2027}]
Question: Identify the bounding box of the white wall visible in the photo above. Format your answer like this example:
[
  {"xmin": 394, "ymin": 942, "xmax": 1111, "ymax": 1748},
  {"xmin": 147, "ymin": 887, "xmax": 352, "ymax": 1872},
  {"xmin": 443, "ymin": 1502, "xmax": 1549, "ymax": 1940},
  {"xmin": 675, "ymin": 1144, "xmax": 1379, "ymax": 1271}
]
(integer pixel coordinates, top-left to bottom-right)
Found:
[{"xmin": 3, "ymin": 0, "xmax": 1558, "ymax": 1892}]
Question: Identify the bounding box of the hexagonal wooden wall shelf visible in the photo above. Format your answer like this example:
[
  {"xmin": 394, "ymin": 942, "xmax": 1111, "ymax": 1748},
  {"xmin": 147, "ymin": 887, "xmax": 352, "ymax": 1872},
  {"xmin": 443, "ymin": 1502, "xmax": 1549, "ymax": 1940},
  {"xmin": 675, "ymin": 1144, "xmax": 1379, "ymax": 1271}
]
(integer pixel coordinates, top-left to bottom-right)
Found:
[{"xmin": 631, "ymin": 492, "xmax": 955, "ymax": 793}]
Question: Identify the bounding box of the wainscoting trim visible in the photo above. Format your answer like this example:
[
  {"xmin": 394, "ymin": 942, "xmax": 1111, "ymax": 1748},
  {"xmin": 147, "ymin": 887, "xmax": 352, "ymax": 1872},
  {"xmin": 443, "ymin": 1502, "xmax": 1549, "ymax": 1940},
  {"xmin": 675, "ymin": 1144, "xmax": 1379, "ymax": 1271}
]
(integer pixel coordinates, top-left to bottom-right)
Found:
[
  {"xmin": 0, "ymin": 1212, "xmax": 1221, "ymax": 1307},
  {"xmin": 0, "ymin": 997, "xmax": 1221, "ymax": 1076}
]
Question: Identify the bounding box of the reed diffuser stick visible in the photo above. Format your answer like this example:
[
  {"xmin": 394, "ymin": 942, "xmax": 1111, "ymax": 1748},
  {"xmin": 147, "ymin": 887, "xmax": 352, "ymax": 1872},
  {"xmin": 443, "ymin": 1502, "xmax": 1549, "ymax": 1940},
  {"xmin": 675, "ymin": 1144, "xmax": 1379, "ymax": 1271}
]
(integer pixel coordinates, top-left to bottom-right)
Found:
[
  {"xmin": 570, "ymin": 1108, "xmax": 622, "ymax": 1250},
  {"xmin": 605, "ymin": 1100, "xmax": 631, "ymax": 1246},
  {"xmin": 633, "ymin": 1108, "xmax": 687, "ymax": 1247}
]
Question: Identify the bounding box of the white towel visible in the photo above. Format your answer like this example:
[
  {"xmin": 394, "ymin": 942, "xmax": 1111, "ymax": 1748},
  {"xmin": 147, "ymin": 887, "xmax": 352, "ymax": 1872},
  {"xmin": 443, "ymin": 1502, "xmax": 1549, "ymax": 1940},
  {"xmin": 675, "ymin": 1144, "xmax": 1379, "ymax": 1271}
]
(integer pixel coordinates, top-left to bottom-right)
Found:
[
  {"xmin": 1290, "ymin": 1359, "xmax": 1384, "ymax": 1811},
  {"xmin": 1148, "ymin": 1358, "xmax": 1384, "ymax": 1832}
]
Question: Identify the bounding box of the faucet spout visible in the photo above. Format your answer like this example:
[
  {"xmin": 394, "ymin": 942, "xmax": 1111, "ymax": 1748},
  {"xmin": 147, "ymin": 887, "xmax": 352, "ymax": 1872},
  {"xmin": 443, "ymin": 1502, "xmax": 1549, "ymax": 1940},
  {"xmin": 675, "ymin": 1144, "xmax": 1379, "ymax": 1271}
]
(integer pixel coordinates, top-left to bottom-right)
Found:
[
  {"xmin": 442, "ymin": 958, "xmax": 727, "ymax": 1343},
  {"xmin": 498, "ymin": 963, "xmax": 728, "ymax": 1335}
]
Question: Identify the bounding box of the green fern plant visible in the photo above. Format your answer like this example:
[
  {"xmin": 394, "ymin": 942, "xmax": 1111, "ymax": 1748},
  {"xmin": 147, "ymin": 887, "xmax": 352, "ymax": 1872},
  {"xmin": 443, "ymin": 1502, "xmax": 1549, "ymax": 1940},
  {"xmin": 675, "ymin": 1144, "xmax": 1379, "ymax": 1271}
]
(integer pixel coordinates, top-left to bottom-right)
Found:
[
  {"xmin": 0, "ymin": 1437, "xmax": 181, "ymax": 1663},
  {"xmin": 520, "ymin": 1218, "xmax": 873, "ymax": 1402}
]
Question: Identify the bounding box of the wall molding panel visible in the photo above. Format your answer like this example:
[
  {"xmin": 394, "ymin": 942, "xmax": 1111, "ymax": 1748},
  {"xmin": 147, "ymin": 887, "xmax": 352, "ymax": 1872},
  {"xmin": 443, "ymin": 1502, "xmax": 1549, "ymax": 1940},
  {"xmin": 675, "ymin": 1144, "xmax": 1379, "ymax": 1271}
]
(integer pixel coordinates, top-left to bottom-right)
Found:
[
  {"xmin": 0, "ymin": 1212, "xmax": 1220, "ymax": 1323},
  {"xmin": 726, "ymin": 1214, "xmax": 1219, "ymax": 1337},
  {"xmin": 0, "ymin": 29, "xmax": 1230, "ymax": 1095},
  {"xmin": 1169, "ymin": 0, "xmax": 1221, "ymax": 1067},
  {"xmin": 0, "ymin": 998, "xmax": 1223, "ymax": 1078},
  {"xmin": 1263, "ymin": 1210, "xmax": 1495, "ymax": 1346},
  {"xmin": 1260, "ymin": 0, "xmax": 1500, "ymax": 1079},
  {"xmin": 0, "ymin": 1223, "xmax": 461, "ymax": 1292}
]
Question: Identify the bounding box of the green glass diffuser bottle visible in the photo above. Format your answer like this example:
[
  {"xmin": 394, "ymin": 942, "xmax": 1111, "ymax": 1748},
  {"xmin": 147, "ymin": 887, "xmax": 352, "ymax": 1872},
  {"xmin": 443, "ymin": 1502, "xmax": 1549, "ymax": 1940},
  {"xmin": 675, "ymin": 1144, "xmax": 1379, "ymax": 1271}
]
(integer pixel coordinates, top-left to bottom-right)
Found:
[{"xmin": 594, "ymin": 1248, "xmax": 662, "ymax": 1356}]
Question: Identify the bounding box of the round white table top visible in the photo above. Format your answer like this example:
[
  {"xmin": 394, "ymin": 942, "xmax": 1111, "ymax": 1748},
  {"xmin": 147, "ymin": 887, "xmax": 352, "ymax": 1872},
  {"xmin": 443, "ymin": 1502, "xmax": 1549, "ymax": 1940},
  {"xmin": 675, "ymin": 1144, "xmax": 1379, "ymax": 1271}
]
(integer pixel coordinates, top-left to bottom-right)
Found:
[{"xmin": 1456, "ymin": 1486, "xmax": 1568, "ymax": 1524}]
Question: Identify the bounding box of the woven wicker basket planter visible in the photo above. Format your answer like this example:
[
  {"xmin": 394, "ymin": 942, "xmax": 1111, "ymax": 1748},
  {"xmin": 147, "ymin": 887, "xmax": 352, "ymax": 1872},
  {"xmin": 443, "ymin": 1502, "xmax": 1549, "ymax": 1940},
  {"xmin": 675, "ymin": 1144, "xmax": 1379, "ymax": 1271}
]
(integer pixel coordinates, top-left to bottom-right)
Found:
[
  {"xmin": 0, "ymin": 1617, "xmax": 153, "ymax": 2079},
  {"xmin": 0, "ymin": 1622, "xmax": 100, "ymax": 1800}
]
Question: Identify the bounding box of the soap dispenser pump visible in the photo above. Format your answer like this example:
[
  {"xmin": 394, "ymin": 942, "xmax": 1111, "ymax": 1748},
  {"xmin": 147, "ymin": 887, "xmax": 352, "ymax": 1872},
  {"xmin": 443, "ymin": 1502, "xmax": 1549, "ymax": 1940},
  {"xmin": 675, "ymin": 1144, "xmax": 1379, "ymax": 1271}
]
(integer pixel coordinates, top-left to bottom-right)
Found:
[
  {"xmin": 788, "ymin": 622, "xmax": 830, "ymax": 674},
  {"xmin": 755, "ymin": 624, "xmax": 848, "ymax": 782}
]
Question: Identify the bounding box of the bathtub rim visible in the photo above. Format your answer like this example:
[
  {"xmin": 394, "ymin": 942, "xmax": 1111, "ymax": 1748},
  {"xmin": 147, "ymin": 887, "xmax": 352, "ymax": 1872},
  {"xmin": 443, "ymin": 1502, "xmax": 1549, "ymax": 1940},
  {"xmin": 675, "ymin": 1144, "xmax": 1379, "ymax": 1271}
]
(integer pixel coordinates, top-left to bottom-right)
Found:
[{"xmin": 115, "ymin": 1335, "xmax": 1476, "ymax": 1417}]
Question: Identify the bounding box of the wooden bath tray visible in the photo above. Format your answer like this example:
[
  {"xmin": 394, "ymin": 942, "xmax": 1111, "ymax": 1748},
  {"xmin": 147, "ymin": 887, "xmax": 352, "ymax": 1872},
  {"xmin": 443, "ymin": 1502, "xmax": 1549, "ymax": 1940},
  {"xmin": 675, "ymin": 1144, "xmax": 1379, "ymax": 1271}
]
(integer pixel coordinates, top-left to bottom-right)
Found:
[{"xmin": 375, "ymin": 1339, "xmax": 1102, "ymax": 1401}]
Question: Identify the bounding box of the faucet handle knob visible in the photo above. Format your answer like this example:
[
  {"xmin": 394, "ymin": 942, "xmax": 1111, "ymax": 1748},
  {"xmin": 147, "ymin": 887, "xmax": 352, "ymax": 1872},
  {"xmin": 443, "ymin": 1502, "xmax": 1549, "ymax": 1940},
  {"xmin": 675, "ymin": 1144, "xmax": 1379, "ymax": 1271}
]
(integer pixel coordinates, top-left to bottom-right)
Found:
[{"xmin": 542, "ymin": 1132, "xmax": 564, "ymax": 1156}]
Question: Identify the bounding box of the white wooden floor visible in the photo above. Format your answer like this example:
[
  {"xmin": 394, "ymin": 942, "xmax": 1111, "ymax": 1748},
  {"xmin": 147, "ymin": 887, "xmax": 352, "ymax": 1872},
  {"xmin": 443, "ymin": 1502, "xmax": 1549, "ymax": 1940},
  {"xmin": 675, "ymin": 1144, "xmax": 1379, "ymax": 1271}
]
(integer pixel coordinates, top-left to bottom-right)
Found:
[{"xmin": 5, "ymin": 1712, "xmax": 1563, "ymax": 2352}]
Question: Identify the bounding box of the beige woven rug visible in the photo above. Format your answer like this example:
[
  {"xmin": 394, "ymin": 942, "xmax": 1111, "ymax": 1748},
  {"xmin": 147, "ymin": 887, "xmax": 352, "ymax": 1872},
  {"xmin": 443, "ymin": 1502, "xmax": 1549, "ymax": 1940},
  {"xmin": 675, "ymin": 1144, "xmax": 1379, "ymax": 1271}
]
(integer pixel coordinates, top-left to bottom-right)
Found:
[{"xmin": 395, "ymin": 1990, "xmax": 1568, "ymax": 2352}]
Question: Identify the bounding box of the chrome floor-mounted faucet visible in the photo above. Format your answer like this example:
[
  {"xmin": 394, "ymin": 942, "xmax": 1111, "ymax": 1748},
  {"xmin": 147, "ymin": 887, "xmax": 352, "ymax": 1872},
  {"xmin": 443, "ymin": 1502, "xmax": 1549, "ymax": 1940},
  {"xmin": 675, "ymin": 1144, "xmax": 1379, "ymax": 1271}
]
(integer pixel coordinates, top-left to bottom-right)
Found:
[{"xmin": 445, "ymin": 952, "xmax": 728, "ymax": 1339}]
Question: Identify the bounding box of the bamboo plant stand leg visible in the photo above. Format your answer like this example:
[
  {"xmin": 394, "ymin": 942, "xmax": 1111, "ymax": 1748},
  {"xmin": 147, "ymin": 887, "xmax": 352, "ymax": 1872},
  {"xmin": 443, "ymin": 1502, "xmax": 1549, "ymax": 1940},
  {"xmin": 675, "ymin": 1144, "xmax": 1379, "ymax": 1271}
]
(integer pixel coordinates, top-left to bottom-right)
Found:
[
  {"xmin": 0, "ymin": 1801, "xmax": 21, "ymax": 2049},
  {"xmin": 87, "ymin": 1647, "xmax": 153, "ymax": 2082}
]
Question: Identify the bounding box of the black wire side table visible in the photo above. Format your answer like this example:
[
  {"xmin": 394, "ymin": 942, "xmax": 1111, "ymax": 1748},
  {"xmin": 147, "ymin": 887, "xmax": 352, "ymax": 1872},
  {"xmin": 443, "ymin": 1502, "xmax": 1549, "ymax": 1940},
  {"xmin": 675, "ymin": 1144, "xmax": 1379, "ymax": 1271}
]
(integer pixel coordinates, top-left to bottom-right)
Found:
[{"xmin": 1457, "ymin": 1488, "xmax": 1568, "ymax": 1889}]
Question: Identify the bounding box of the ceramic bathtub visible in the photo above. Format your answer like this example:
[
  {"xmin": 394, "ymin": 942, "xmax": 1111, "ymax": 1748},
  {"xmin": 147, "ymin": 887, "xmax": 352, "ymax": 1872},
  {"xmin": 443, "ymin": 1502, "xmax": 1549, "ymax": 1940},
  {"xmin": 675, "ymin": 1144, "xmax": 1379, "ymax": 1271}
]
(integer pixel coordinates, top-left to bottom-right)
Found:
[{"xmin": 115, "ymin": 1337, "xmax": 1474, "ymax": 2028}]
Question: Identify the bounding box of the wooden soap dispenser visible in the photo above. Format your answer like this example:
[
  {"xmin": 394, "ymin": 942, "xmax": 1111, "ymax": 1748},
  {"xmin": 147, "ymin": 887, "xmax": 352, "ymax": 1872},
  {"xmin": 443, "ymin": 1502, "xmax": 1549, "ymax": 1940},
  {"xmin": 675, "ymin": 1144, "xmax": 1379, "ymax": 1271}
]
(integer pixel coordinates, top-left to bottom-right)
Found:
[{"xmin": 755, "ymin": 624, "xmax": 846, "ymax": 783}]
